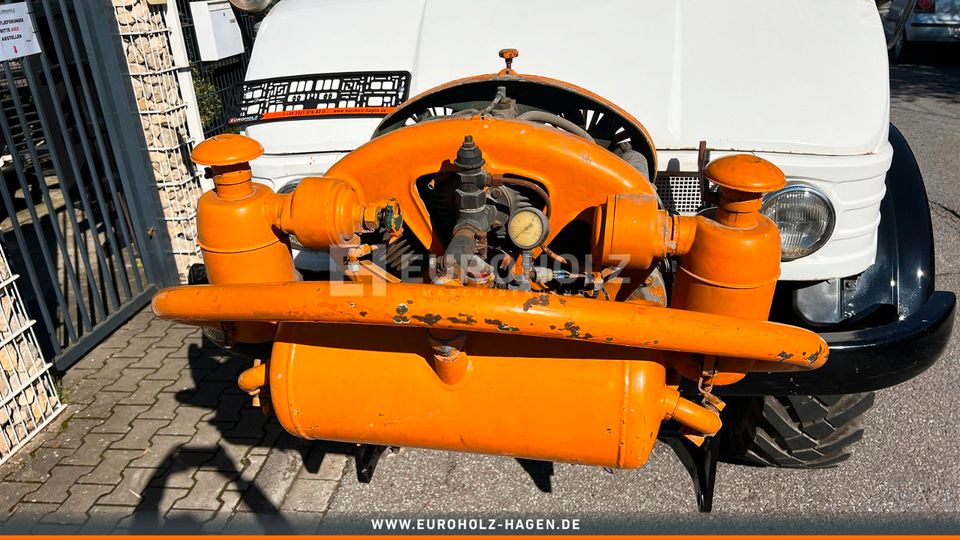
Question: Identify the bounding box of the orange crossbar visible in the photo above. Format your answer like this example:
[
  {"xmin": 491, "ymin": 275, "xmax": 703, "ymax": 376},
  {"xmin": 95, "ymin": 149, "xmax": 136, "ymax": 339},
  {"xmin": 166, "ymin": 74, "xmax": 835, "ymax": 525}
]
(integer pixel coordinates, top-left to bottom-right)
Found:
[{"xmin": 152, "ymin": 281, "xmax": 828, "ymax": 370}]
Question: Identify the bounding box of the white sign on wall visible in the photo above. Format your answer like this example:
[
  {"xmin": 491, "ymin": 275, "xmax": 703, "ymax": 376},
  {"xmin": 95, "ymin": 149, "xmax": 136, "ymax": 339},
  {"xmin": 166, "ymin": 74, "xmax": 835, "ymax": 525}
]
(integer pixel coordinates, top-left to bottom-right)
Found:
[{"xmin": 0, "ymin": 2, "xmax": 41, "ymax": 62}]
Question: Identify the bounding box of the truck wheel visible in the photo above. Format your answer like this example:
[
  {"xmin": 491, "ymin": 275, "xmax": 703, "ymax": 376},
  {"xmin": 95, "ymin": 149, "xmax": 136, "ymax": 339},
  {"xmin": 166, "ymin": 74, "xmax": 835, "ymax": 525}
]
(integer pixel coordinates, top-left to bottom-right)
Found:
[{"xmin": 721, "ymin": 393, "xmax": 875, "ymax": 468}]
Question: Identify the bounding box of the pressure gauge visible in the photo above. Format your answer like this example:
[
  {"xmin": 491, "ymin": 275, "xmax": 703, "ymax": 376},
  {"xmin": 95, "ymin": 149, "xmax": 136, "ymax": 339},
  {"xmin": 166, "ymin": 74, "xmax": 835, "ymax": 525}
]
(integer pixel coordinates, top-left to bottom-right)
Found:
[{"xmin": 507, "ymin": 207, "xmax": 550, "ymax": 250}]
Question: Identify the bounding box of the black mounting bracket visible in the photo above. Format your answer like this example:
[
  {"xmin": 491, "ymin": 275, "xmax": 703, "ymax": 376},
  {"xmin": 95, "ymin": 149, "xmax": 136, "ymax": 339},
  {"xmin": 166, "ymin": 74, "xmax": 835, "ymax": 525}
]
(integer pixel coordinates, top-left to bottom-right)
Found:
[
  {"xmin": 665, "ymin": 434, "xmax": 720, "ymax": 512},
  {"xmin": 355, "ymin": 444, "xmax": 389, "ymax": 483}
]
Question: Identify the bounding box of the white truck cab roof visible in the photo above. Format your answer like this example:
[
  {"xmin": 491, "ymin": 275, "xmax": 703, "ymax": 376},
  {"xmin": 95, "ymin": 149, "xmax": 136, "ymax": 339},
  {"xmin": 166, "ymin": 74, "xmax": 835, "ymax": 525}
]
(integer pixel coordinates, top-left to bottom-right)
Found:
[
  {"xmin": 241, "ymin": 0, "xmax": 893, "ymax": 282},
  {"xmin": 245, "ymin": 0, "xmax": 890, "ymax": 157}
]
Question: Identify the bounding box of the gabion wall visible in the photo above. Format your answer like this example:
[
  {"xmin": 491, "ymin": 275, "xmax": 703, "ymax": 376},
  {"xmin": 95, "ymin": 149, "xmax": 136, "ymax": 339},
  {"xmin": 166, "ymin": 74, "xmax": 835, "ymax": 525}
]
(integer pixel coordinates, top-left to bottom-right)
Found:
[
  {"xmin": 0, "ymin": 244, "xmax": 64, "ymax": 464},
  {"xmin": 114, "ymin": 0, "xmax": 204, "ymax": 282}
]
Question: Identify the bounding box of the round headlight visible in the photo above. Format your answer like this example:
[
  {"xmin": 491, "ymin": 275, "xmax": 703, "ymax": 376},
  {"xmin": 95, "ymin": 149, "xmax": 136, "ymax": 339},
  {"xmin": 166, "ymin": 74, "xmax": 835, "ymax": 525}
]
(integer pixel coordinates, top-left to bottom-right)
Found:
[{"xmin": 761, "ymin": 185, "xmax": 835, "ymax": 261}]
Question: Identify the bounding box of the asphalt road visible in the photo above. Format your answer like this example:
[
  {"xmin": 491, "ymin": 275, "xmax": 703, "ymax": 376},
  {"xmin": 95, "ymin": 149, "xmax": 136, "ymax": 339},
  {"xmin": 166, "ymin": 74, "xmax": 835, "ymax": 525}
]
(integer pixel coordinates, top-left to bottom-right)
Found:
[{"xmin": 324, "ymin": 48, "xmax": 960, "ymax": 533}]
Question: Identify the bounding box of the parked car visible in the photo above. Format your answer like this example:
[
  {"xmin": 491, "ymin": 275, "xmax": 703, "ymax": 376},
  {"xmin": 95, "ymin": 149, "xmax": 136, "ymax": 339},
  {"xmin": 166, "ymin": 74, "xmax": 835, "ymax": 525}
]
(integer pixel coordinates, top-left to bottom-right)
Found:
[
  {"xmin": 882, "ymin": 0, "xmax": 960, "ymax": 61},
  {"xmin": 154, "ymin": 0, "xmax": 956, "ymax": 511}
]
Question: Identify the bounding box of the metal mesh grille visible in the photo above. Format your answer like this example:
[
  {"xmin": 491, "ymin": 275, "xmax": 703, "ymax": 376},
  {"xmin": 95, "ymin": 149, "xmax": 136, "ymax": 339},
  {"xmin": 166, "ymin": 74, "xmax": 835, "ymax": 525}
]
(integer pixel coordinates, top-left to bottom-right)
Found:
[
  {"xmin": 236, "ymin": 72, "xmax": 410, "ymax": 124},
  {"xmin": 654, "ymin": 174, "xmax": 704, "ymax": 216}
]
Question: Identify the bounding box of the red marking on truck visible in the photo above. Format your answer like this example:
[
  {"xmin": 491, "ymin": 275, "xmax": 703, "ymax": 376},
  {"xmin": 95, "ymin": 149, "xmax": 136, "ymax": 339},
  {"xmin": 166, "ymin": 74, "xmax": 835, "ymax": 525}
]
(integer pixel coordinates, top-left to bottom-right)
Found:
[{"xmin": 260, "ymin": 107, "xmax": 397, "ymax": 120}]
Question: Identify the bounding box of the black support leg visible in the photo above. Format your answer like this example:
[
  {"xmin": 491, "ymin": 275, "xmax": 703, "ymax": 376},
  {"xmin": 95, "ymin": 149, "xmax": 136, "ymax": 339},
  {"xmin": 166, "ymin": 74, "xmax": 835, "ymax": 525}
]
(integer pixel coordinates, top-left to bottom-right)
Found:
[
  {"xmin": 355, "ymin": 444, "xmax": 389, "ymax": 483},
  {"xmin": 665, "ymin": 435, "xmax": 720, "ymax": 512}
]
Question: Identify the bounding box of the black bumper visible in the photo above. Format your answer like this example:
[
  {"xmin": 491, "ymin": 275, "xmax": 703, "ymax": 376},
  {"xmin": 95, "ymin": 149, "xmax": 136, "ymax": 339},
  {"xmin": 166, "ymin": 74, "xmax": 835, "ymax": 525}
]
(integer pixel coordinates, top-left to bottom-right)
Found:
[{"xmin": 721, "ymin": 291, "xmax": 956, "ymax": 396}]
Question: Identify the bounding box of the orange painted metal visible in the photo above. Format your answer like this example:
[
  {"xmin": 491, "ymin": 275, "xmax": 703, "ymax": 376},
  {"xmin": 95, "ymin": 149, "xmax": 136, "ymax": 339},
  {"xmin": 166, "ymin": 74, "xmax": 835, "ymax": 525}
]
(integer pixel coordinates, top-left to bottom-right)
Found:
[
  {"xmin": 672, "ymin": 217, "xmax": 782, "ymax": 320},
  {"xmin": 190, "ymin": 135, "xmax": 402, "ymax": 342},
  {"xmin": 327, "ymin": 115, "xmax": 656, "ymax": 252},
  {"xmin": 274, "ymin": 177, "xmax": 372, "ymax": 250},
  {"xmin": 192, "ymin": 133, "xmax": 264, "ymax": 167},
  {"xmin": 151, "ymin": 281, "xmax": 827, "ymax": 369},
  {"xmin": 166, "ymin": 114, "xmax": 831, "ymax": 469},
  {"xmin": 662, "ymin": 386, "xmax": 723, "ymax": 436},
  {"xmin": 426, "ymin": 329, "xmax": 470, "ymax": 385},
  {"xmin": 704, "ymin": 153, "xmax": 787, "ymax": 193},
  {"xmin": 192, "ymin": 135, "xmax": 293, "ymax": 342},
  {"xmin": 591, "ymin": 193, "xmax": 699, "ymax": 270},
  {"xmin": 671, "ymin": 155, "xmax": 792, "ymax": 384},
  {"xmin": 238, "ymin": 362, "xmax": 267, "ymax": 394},
  {"xmin": 380, "ymin": 71, "xmax": 658, "ymax": 174},
  {"xmin": 268, "ymin": 323, "xmax": 708, "ymax": 468},
  {"xmin": 706, "ymin": 154, "xmax": 787, "ymax": 229},
  {"xmin": 191, "ymin": 136, "xmax": 399, "ymax": 261}
]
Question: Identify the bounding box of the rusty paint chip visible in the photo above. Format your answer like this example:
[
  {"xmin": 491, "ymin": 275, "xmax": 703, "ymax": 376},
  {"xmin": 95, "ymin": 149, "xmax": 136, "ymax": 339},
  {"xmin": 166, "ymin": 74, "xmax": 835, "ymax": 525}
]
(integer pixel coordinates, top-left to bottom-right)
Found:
[
  {"xmin": 522, "ymin": 294, "xmax": 550, "ymax": 312},
  {"xmin": 777, "ymin": 351, "xmax": 794, "ymax": 361},
  {"xmin": 484, "ymin": 318, "xmax": 519, "ymax": 332},
  {"xmin": 563, "ymin": 321, "xmax": 581, "ymax": 339},
  {"xmin": 359, "ymin": 311, "xmax": 368, "ymax": 317},
  {"xmin": 447, "ymin": 313, "xmax": 477, "ymax": 325},
  {"xmin": 396, "ymin": 303, "xmax": 409, "ymax": 315},
  {"xmin": 412, "ymin": 313, "xmax": 443, "ymax": 325},
  {"xmin": 806, "ymin": 346, "xmax": 823, "ymax": 364}
]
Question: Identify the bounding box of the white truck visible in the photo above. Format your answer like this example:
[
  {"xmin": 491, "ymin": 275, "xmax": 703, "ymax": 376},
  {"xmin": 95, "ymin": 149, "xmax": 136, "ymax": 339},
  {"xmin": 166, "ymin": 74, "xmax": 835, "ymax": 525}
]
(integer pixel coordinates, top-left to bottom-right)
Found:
[{"xmin": 207, "ymin": 0, "xmax": 955, "ymax": 510}]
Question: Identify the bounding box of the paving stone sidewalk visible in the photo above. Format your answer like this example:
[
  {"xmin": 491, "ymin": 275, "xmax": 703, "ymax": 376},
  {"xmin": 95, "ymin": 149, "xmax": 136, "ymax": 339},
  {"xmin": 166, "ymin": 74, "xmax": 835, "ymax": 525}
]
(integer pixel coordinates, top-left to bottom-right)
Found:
[{"xmin": 0, "ymin": 309, "xmax": 355, "ymax": 534}]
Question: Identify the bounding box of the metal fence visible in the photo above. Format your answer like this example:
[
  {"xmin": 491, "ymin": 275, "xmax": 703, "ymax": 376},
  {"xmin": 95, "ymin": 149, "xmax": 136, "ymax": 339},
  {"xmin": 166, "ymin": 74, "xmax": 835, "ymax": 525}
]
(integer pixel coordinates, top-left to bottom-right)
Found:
[
  {"xmin": 0, "ymin": 0, "xmax": 179, "ymax": 370},
  {"xmin": 175, "ymin": 0, "xmax": 263, "ymax": 136}
]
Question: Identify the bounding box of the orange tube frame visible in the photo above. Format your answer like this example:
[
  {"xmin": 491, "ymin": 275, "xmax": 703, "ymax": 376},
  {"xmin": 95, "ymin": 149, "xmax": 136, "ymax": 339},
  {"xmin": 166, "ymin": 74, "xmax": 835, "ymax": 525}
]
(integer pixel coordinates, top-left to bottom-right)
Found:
[
  {"xmin": 152, "ymin": 281, "xmax": 828, "ymax": 369},
  {"xmin": 169, "ymin": 104, "xmax": 830, "ymax": 468}
]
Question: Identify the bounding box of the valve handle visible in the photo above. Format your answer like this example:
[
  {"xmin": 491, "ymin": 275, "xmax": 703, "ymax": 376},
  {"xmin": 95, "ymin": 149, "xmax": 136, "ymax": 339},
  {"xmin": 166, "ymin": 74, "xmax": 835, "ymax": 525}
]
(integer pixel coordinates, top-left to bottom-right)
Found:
[{"xmin": 498, "ymin": 48, "xmax": 519, "ymax": 73}]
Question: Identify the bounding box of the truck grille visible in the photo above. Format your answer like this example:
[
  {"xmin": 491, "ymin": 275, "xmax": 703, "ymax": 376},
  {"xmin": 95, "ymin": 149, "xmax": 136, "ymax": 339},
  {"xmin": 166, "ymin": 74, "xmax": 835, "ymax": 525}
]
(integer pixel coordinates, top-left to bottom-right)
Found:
[{"xmin": 654, "ymin": 173, "xmax": 704, "ymax": 216}]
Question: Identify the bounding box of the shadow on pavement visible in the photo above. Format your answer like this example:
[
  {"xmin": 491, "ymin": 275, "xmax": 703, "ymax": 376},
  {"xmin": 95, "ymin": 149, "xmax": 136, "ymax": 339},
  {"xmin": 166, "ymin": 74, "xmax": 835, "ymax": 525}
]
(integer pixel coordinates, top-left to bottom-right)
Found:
[
  {"xmin": 124, "ymin": 338, "xmax": 355, "ymax": 534},
  {"xmin": 890, "ymin": 43, "xmax": 960, "ymax": 104},
  {"xmin": 516, "ymin": 458, "xmax": 555, "ymax": 493}
]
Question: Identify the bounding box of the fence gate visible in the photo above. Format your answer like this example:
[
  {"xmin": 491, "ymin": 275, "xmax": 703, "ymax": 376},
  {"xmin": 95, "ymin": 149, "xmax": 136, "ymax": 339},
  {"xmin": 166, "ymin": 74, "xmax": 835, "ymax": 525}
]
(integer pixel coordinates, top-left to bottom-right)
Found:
[{"xmin": 0, "ymin": 0, "xmax": 179, "ymax": 370}]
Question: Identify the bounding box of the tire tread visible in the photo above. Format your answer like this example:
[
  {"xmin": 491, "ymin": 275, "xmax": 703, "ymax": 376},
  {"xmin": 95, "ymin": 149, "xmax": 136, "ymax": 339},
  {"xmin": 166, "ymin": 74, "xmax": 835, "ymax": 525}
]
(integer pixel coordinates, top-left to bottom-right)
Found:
[{"xmin": 722, "ymin": 392, "xmax": 875, "ymax": 469}]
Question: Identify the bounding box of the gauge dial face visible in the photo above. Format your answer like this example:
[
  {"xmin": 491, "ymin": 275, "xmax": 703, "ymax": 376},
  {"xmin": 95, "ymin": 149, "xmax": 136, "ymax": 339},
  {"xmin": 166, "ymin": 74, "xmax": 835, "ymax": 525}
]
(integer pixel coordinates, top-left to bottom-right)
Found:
[{"xmin": 507, "ymin": 208, "xmax": 549, "ymax": 250}]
